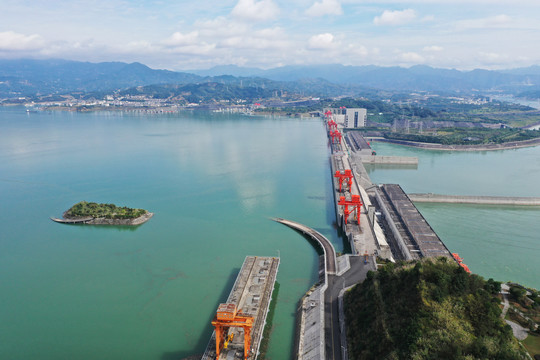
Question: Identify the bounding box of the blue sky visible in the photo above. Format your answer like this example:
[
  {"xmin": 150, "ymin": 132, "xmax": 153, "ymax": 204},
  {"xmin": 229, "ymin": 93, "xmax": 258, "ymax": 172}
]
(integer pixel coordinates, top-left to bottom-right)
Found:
[{"xmin": 1, "ymin": 0, "xmax": 539, "ymax": 71}]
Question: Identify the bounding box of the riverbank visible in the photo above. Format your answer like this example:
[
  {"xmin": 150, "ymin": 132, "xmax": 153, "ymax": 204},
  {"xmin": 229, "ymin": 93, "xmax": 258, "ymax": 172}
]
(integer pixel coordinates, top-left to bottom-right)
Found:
[{"xmin": 370, "ymin": 136, "xmax": 540, "ymax": 151}]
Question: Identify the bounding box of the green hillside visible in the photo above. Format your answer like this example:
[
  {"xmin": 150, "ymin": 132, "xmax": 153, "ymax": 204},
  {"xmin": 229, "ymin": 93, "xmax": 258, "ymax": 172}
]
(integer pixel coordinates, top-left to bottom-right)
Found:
[{"xmin": 344, "ymin": 258, "xmax": 527, "ymax": 359}]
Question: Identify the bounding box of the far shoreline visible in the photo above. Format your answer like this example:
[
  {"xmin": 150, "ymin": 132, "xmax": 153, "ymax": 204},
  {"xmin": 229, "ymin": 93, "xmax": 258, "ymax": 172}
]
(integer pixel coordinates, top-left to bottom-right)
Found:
[{"xmin": 368, "ymin": 136, "xmax": 540, "ymax": 151}]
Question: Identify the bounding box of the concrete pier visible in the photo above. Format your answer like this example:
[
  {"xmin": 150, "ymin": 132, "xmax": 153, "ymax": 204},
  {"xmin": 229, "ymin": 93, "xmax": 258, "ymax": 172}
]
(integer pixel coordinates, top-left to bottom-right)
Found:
[
  {"xmin": 408, "ymin": 193, "xmax": 540, "ymax": 206},
  {"xmin": 201, "ymin": 256, "xmax": 279, "ymax": 360}
]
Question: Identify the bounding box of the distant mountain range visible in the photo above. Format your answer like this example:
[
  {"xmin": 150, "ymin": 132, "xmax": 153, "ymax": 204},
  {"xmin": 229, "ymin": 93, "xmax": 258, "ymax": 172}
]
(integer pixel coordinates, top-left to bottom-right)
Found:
[
  {"xmin": 190, "ymin": 64, "xmax": 540, "ymax": 94},
  {"xmin": 2, "ymin": 58, "xmax": 540, "ymax": 99}
]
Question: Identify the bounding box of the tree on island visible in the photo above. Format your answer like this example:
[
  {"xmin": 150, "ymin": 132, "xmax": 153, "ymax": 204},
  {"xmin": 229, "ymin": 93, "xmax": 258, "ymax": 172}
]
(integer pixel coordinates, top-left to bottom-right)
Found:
[{"xmin": 64, "ymin": 201, "xmax": 147, "ymax": 219}]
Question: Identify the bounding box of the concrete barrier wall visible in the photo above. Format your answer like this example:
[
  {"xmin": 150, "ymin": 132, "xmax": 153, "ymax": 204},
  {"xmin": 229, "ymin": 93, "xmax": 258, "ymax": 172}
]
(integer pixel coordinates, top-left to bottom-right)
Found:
[
  {"xmin": 409, "ymin": 193, "xmax": 540, "ymax": 206},
  {"xmin": 360, "ymin": 155, "xmax": 418, "ymax": 165}
]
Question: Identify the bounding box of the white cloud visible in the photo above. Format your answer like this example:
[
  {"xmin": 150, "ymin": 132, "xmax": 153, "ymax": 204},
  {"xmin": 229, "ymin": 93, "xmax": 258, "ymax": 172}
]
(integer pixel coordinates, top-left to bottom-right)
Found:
[
  {"xmin": 476, "ymin": 51, "xmax": 512, "ymax": 66},
  {"xmin": 164, "ymin": 43, "xmax": 216, "ymax": 56},
  {"xmin": 345, "ymin": 44, "xmax": 368, "ymax": 58},
  {"xmin": 211, "ymin": 26, "xmax": 291, "ymax": 51},
  {"xmin": 161, "ymin": 31, "xmax": 199, "ymax": 47},
  {"xmin": 423, "ymin": 45, "xmax": 443, "ymax": 52},
  {"xmin": 400, "ymin": 51, "xmax": 425, "ymax": 63},
  {"xmin": 306, "ymin": 0, "xmax": 343, "ymax": 17},
  {"xmin": 374, "ymin": 9, "xmax": 416, "ymax": 26},
  {"xmin": 0, "ymin": 31, "xmax": 43, "ymax": 51},
  {"xmin": 231, "ymin": 0, "xmax": 279, "ymax": 21},
  {"xmin": 456, "ymin": 14, "xmax": 513, "ymax": 30},
  {"xmin": 308, "ymin": 33, "xmax": 336, "ymax": 50},
  {"xmin": 485, "ymin": 14, "xmax": 512, "ymax": 26},
  {"xmin": 196, "ymin": 17, "xmax": 250, "ymax": 38}
]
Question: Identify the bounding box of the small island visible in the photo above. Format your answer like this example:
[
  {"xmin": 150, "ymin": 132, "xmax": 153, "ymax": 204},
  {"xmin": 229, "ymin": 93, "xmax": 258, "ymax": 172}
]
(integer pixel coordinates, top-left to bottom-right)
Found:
[{"xmin": 51, "ymin": 201, "xmax": 153, "ymax": 225}]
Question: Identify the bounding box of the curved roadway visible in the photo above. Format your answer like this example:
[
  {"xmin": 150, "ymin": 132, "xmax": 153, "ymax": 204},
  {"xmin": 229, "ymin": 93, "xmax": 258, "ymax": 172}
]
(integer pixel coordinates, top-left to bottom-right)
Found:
[
  {"xmin": 273, "ymin": 217, "xmax": 337, "ymax": 274},
  {"xmin": 274, "ymin": 217, "xmax": 374, "ymax": 360}
]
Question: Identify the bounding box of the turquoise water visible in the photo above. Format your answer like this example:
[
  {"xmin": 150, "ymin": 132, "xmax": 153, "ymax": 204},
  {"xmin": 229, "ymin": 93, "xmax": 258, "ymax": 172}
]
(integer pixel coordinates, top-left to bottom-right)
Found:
[
  {"xmin": 366, "ymin": 142, "xmax": 540, "ymax": 289},
  {"xmin": 0, "ymin": 108, "xmax": 341, "ymax": 360}
]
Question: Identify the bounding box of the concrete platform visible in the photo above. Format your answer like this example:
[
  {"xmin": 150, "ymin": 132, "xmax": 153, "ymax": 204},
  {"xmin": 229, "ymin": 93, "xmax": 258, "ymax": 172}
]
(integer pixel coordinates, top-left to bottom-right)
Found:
[{"xmin": 201, "ymin": 256, "xmax": 279, "ymax": 360}]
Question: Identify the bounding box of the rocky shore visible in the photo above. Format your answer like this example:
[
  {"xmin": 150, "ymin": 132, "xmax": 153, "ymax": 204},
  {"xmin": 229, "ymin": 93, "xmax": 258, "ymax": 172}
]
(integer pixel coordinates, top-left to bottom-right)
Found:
[
  {"xmin": 52, "ymin": 211, "xmax": 154, "ymax": 225},
  {"xmin": 84, "ymin": 212, "xmax": 154, "ymax": 225}
]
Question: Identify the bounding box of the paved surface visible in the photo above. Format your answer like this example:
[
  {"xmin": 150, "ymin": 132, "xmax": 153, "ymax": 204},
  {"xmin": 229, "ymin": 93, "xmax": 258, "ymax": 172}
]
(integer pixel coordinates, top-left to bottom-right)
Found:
[
  {"xmin": 505, "ymin": 320, "xmax": 529, "ymax": 340},
  {"xmin": 296, "ymin": 285, "xmax": 325, "ymax": 360},
  {"xmin": 325, "ymin": 257, "xmax": 373, "ymax": 360},
  {"xmin": 276, "ymin": 218, "xmax": 375, "ymax": 360},
  {"xmin": 501, "ymin": 284, "xmax": 510, "ymax": 319},
  {"xmin": 273, "ymin": 218, "xmax": 337, "ymax": 274}
]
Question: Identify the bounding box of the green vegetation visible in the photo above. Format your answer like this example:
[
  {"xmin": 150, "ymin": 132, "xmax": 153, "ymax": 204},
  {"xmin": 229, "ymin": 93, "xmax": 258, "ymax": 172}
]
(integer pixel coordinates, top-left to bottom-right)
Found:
[
  {"xmin": 383, "ymin": 127, "xmax": 540, "ymax": 145},
  {"xmin": 522, "ymin": 333, "xmax": 540, "ymax": 358},
  {"xmin": 344, "ymin": 258, "xmax": 527, "ymax": 359},
  {"xmin": 65, "ymin": 201, "xmax": 147, "ymax": 219},
  {"xmin": 504, "ymin": 284, "xmax": 540, "ymax": 358},
  {"xmin": 120, "ymin": 82, "xmax": 275, "ymax": 104},
  {"xmin": 258, "ymin": 282, "xmax": 280, "ymax": 360}
]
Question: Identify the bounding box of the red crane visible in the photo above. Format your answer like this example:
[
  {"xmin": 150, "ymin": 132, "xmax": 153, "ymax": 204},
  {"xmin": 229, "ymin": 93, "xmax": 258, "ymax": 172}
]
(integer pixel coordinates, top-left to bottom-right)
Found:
[
  {"xmin": 330, "ymin": 129, "xmax": 342, "ymax": 144},
  {"xmin": 338, "ymin": 194, "xmax": 363, "ymax": 225},
  {"xmin": 334, "ymin": 169, "xmax": 353, "ymax": 192},
  {"xmin": 327, "ymin": 119, "xmax": 338, "ymax": 132}
]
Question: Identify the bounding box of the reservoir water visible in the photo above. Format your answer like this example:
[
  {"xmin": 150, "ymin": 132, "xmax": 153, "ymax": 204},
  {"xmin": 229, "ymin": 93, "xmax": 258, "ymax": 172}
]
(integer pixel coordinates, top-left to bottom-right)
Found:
[
  {"xmin": 2, "ymin": 107, "xmax": 539, "ymax": 360},
  {"xmin": 366, "ymin": 142, "xmax": 540, "ymax": 290},
  {"xmin": 0, "ymin": 108, "xmax": 339, "ymax": 360}
]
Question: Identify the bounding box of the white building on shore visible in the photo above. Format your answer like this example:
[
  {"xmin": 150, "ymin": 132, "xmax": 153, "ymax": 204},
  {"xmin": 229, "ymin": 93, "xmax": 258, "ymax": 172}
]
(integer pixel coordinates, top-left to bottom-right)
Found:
[{"xmin": 324, "ymin": 107, "xmax": 367, "ymax": 128}]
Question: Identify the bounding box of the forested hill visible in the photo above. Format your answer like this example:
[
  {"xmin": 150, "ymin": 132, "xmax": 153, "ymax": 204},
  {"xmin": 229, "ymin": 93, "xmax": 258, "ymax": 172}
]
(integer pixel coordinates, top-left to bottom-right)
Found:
[{"xmin": 344, "ymin": 258, "xmax": 527, "ymax": 359}]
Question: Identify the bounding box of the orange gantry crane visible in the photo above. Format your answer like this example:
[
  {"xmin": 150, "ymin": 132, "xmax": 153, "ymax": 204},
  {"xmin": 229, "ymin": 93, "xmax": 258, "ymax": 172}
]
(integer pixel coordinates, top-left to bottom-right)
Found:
[
  {"xmin": 330, "ymin": 129, "xmax": 342, "ymax": 144},
  {"xmin": 211, "ymin": 303, "xmax": 253, "ymax": 360},
  {"xmin": 338, "ymin": 194, "xmax": 363, "ymax": 225},
  {"xmin": 334, "ymin": 169, "xmax": 354, "ymax": 192},
  {"xmin": 452, "ymin": 253, "xmax": 471, "ymax": 273}
]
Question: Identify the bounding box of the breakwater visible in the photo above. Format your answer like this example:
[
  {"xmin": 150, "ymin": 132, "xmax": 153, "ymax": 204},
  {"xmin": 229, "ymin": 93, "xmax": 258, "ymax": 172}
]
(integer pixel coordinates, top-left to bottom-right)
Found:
[
  {"xmin": 370, "ymin": 137, "xmax": 540, "ymax": 151},
  {"xmin": 409, "ymin": 193, "xmax": 540, "ymax": 206}
]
